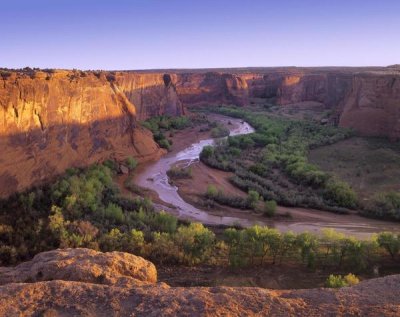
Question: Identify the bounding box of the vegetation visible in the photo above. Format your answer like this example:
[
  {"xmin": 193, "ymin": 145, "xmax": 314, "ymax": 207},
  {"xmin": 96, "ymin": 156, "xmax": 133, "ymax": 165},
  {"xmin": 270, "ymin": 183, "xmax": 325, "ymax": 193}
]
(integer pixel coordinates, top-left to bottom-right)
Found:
[
  {"xmin": 0, "ymin": 162, "xmax": 399, "ymax": 275},
  {"xmin": 142, "ymin": 115, "xmax": 191, "ymax": 150},
  {"xmin": 325, "ymin": 273, "xmax": 360, "ymax": 288},
  {"xmin": 199, "ymin": 106, "xmax": 358, "ymax": 213},
  {"xmin": 125, "ymin": 157, "xmax": 138, "ymax": 171},
  {"xmin": 167, "ymin": 166, "xmax": 193, "ymax": 179},
  {"xmin": 264, "ymin": 200, "xmax": 277, "ymax": 217},
  {"xmin": 364, "ymin": 192, "xmax": 400, "ymax": 221},
  {"xmin": 210, "ymin": 123, "xmax": 230, "ymax": 138}
]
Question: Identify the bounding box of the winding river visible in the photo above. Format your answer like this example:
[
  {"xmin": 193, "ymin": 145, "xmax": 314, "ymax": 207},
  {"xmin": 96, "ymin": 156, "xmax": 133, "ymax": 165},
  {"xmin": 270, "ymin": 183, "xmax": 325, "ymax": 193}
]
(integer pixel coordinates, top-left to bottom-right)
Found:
[{"xmin": 135, "ymin": 115, "xmax": 400, "ymax": 238}]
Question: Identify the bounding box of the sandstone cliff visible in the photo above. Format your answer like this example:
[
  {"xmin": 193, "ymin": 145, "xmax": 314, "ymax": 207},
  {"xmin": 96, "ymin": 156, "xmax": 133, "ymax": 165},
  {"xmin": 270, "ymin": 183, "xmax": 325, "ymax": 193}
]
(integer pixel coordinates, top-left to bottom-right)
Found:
[
  {"xmin": 0, "ymin": 248, "xmax": 399, "ymax": 316},
  {"xmin": 171, "ymin": 67, "xmax": 400, "ymax": 138},
  {"xmin": 0, "ymin": 70, "xmax": 184, "ymax": 197}
]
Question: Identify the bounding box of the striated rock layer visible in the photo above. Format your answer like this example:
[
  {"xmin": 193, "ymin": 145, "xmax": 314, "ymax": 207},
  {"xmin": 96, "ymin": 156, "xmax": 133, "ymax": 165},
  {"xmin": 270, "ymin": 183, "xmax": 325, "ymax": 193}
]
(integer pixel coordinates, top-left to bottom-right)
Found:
[
  {"xmin": 170, "ymin": 67, "xmax": 400, "ymax": 138},
  {"xmin": 0, "ymin": 248, "xmax": 399, "ymax": 316},
  {"xmin": 0, "ymin": 70, "xmax": 184, "ymax": 197},
  {"xmin": 1, "ymin": 67, "xmax": 400, "ymax": 197}
]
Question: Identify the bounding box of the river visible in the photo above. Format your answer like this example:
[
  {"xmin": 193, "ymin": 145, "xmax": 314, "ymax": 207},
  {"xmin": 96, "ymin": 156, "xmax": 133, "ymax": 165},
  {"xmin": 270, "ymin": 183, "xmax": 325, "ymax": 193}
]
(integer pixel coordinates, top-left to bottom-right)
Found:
[{"xmin": 135, "ymin": 115, "xmax": 400, "ymax": 238}]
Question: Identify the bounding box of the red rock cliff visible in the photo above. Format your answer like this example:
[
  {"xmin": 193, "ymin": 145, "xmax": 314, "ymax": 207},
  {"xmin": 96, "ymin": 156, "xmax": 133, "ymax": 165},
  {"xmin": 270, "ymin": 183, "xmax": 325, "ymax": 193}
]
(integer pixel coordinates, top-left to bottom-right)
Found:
[
  {"xmin": 0, "ymin": 70, "xmax": 183, "ymax": 197},
  {"xmin": 171, "ymin": 67, "xmax": 400, "ymax": 138}
]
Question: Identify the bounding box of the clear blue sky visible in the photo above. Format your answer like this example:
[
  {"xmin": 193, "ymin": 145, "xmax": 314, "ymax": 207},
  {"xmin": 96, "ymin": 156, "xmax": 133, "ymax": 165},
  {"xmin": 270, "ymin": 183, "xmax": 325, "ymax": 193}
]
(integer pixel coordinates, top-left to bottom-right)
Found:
[{"xmin": 1, "ymin": 0, "xmax": 399, "ymax": 69}]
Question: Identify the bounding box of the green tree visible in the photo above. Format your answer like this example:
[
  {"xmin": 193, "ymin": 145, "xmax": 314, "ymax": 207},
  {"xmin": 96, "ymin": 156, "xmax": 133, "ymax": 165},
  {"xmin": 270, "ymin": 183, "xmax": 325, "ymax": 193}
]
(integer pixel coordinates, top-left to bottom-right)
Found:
[
  {"xmin": 264, "ymin": 200, "xmax": 277, "ymax": 217},
  {"xmin": 247, "ymin": 190, "xmax": 260, "ymax": 210}
]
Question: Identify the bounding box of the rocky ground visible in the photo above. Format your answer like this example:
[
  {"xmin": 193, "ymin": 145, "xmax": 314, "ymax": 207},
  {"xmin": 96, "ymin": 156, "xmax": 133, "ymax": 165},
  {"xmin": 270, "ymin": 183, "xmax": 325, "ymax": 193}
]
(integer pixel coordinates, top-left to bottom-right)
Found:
[{"xmin": 0, "ymin": 248, "xmax": 399, "ymax": 316}]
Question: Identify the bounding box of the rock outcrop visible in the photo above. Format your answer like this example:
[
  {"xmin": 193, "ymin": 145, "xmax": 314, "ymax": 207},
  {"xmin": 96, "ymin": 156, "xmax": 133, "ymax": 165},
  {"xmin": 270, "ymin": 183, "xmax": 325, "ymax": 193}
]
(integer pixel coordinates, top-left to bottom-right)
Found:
[
  {"xmin": 0, "ymin": 248, "xmax": 399, "ymax": 316},
  {"xmin": 0, "ymin": 248, "xmax": 157, "ymax": 287},
  {"xmin": 0, "ymin": 70, "xmax": 184, "ymax": 197},
  {"xmin": 171, "ymin": 67, "xmax": 400, "ymax": 138},
  {"xmin": 1, "ymin": 67, "xmax": 399, "ymax": 197}
]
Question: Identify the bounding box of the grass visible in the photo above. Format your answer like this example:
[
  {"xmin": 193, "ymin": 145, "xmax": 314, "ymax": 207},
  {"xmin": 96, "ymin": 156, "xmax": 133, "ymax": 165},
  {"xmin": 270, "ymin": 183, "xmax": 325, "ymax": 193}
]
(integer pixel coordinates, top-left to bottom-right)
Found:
[{"xmin": 309, "ymin": 137, "xmax": 400, "ymax": 199}]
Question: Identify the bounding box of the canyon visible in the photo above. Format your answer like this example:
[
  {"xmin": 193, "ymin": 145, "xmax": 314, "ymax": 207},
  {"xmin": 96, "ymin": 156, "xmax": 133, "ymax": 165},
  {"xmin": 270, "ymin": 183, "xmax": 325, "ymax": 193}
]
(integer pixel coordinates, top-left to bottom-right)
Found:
[{"xmin": 1, "ymin": 66, "xmax": 400, "ymax": 197}]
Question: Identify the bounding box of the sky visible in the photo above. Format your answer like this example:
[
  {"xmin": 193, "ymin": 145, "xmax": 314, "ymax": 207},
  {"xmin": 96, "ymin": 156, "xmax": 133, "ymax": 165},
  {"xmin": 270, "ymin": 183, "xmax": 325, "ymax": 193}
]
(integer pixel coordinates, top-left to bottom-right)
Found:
[{"xmin": 1, "ymin": 0, "xmax": 399, "ymax": 70}]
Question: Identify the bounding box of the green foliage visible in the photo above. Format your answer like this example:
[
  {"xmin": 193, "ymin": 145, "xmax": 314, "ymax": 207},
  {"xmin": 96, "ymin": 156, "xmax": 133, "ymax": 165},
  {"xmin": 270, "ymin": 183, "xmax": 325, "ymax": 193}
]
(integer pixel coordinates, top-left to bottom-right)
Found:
[
  {"xmin": 167, "ymin": 166, "xmax": 192, "ymax": 179},
  {"xmin": 126, "ymin": 157, "xmax": 138, "ymax": 171},
  {"xmin": 325, "ymin": 273, "xmax": 359, "ymax": 288},
  {"xmin": 200, "ymin": 146, "xmax": 214, "ymax": 160},
  {"xmin": 158, "ymin": 138, "xmax": 171, "ymax": 150},
  {"xmin": 104, "ymin": 203, "xmax": 124, "ymax": 224},
  {"xmin": 324, "ymin": 180, "xmax": 358, "ymax": 209},
  {"xmin": 206, "ymin": 185, "xmax": 219, "ymax": 198},
  {"xmin": 199, "ymin": 106, "xmax": 356, "ymax": 212},
  {"xmin": 246, "ymin": 190, "xmax": 260, "ymax": 210},
  {"xmin": 264, "ymin": 200, "xmax": 277, "ymax": 217},
  {"xmin": 142, "ymin": 115, "xmax": 190, "ymax": 150},
  {"xmin": 364, "ymin": 192, "xmax": 400, "ymax": 220},
  {"xmin": 174, "ymin": 223, "xmax": 215, "ymax": 265},
  {"xmin": 377, "ymin": 232, "xmax": 400, "ymax": 259},
  {"xmin": 210, "ymin": 124, "xmax": 230, "ymax": 138},
  {"xmin": 151, "ymin": 211, "xmax": 178, "ymax": 234}
]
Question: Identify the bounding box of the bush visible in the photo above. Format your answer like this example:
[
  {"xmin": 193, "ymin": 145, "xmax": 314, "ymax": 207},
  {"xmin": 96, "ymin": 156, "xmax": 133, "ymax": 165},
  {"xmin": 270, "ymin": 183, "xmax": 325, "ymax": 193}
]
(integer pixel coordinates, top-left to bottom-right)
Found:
[
  {"xmin": 364, "ymin": 192, "xmax": 400, "ymax": 220},
  {"xmin": 167, "ymin": 166, "xmax": 192, "ymax": 179},
  {"xmin": 325, "ymin": 273, "xmax": 359, "ymax": 288},
  {"xmin": 126, "ymin": 157, "xmax": 138, "ymax": 171},
  {"xmin": 264, "ymin": 200, "xmax": 277, "ymax": 217},
  {"xmin": 104, "ymin": 203, "xmax": 124, "ymax": 224},
  {"xmin": 206, "ymin": 185, "xmax": 219, "ymax": 198},
  {"xmin": 246, "ymin": 190, "xmax": 260, "ymax": 210},
  {"xmin": 324, "ymin": 180, "xmax": 357, "ymax": 209},
  {"xmin": 211, "ymin": 125, "xmax": 230, "ymax": 138},
  {"xmin": 158, "ymin": 139, "xmax": 171, "ymax": 150}
]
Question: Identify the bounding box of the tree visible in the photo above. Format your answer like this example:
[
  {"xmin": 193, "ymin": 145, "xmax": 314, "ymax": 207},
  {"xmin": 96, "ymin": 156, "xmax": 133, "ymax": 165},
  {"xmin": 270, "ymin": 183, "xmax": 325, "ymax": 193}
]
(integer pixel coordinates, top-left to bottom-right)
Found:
[
  {"xmin": 206, "ymin": 184, "xmax": 219, "ymax": 198},
  {"xmin": 126, "ymin": 157, "xmax": 138, "ymax": 171},
  {"xmin": 264, "ymin": 200, "xmax": 277, "ymax": 217},
  {"xmin": 174, "ymin": 223, "xmax": 215, "ymax": 265},
  {"xmin": 247, "ymin": 190, "xmax": 260, "ymax": 210},
  {"xmin": 377, "ymin": 232, "xmax": 400, "ymax": 260}
]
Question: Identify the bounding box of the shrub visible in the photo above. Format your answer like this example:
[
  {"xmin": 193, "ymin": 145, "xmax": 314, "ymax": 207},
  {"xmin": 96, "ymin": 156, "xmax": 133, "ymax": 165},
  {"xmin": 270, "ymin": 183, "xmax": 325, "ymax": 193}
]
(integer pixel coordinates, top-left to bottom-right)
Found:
[
  {"xmin": 158, "ymin": 139, "xmax": 171, "ymax": 150},
  {"xmin": 206, "ymin": 185, "xmax": 219, "ymax": 198},
  {"xmin": 104, "ymin": 203, "xmax": 124, "ymax": 224},
  {"xmin": 167, "ymin": 166, "xmax": 192, "ymax": 179},
  {"xmin": 264, "ymin": 200, "xmax": 277, "ymax": 217},
  {"xmin": 126, "ymin": 157, "xmax": 138, "ymax": 171},
  {"xmin": 247, "ymin": 190, "xmax": 260, "ymax": 210},
  {"xmin": 211, "ymin": 125, "xmax": 230, "ymax": 138},
  {"xmin": 324, "ymin": 180, "xmax": 358, "ymax": 209},
  {"xmin": 325, "ymin": 273, "xmax": 359, "ymax": 288}
]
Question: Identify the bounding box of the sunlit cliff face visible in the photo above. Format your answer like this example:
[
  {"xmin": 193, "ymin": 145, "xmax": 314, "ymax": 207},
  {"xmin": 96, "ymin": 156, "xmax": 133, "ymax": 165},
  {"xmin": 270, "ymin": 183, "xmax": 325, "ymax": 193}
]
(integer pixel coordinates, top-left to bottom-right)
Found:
[{"xmin": 283, "ymin": 75, "xmax": 301, "ymax": 86}]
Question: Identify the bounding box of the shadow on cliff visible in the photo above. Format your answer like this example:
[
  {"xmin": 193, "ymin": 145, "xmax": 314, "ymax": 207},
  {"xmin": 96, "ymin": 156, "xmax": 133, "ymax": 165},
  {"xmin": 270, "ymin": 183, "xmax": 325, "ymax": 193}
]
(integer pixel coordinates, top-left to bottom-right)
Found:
[{"xmin": 0, "ymin": 116, "xmax": 161, "ymax": 198}]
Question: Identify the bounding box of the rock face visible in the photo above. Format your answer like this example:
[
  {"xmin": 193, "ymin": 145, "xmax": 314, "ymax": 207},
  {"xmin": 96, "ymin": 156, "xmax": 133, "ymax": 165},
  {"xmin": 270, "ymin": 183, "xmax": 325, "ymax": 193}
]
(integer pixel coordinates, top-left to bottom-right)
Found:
[
  {"xmin": 0, "ymin": 248, "xmax": 157, "ymax": 287},
  {"xmin": 1, "ymin": 67, "xmax": 399, "ymax": 197},
  {"xmin": 0, "ymin": 248, "xmax": 399, "ymax": 316},
  {"xmin": 339, "ymin": 72, "xmax": 400, "ymax": 138},
  {"xmin": 171, "ymin": 67, "xmax": 400, "ymax": 138},
  {"xmin": 0, "ymin": 70, "xmax": 184, "ymax": 197}
]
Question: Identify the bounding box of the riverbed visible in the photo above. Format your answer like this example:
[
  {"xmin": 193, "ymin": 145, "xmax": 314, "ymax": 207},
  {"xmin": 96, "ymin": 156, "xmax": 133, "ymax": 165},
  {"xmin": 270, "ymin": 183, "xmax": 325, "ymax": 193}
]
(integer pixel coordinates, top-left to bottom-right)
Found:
[{"xmin": 135, "ymin": 114, "xmax": 400, "ymax": 238}]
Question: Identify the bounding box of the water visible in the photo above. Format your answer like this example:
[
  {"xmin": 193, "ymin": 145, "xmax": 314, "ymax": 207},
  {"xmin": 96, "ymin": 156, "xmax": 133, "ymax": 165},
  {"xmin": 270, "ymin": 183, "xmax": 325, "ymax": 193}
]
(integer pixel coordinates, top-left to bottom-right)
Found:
[{"xmin": 135, "ymin": 115, "xmax": 400, "ymax": 238}]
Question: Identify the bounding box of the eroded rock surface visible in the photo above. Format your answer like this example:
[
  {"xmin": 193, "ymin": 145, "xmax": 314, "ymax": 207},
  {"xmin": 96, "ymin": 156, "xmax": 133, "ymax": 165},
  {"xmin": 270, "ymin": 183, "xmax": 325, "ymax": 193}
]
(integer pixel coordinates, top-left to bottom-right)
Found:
[
  {"xmin": 0, "ymin": 248, "xmax": 157, "ymax": 287},
  {"xmin": 0, "ymin": 248, "xmax": 399, "ymax": 316}
]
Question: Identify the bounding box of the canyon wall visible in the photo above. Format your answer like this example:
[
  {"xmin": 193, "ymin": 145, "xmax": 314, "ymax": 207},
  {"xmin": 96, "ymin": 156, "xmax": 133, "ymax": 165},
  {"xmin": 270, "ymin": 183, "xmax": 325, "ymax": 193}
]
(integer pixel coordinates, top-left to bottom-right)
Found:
[
  {"xmin": 171, "ymin": 68, "xmax": 400, "ymax": 138},
  {"xmin": 0, "ymin": 70, "xmax": 183, "ymax": 197},
  {"xmin": 0, "ymin": 67, "xmax": 399, "ymax": 197}
]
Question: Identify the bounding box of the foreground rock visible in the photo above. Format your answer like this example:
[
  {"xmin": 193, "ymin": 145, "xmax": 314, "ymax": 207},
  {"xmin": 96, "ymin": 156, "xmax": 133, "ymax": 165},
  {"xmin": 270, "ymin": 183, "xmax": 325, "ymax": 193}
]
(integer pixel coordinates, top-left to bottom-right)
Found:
[
  {"xmin": 0, "ymin": 248, "xmax": 157, "ymax": 287},
  {"xmin": 0, "ymin": 249, "xmax": 399, "ymax": 316}
]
